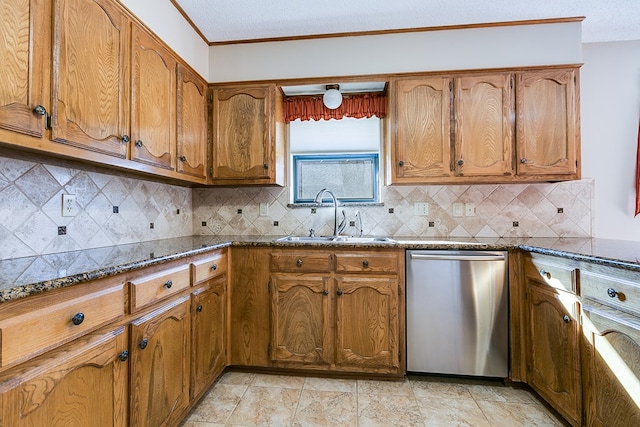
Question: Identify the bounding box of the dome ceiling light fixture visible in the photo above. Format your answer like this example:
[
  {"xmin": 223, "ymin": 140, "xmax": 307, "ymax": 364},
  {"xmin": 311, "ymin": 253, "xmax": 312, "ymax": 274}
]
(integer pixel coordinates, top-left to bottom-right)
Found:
[{"xmin": 322, "ymin": 84, "xmax": 342, "ymax": 109}]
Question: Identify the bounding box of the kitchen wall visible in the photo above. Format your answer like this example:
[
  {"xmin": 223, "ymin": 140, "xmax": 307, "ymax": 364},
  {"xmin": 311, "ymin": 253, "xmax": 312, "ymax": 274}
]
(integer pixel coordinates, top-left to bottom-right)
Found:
[
  {"xmin": 0, "ymin": 152, "xmax": 192, "ymax": 260},
  {"xmin": 192, "ymin": 180, "xmax": 593, "ymax": 239},
  {"xmin": 581, "ymin": 40, "xmax": 640, "ymax": 240}
]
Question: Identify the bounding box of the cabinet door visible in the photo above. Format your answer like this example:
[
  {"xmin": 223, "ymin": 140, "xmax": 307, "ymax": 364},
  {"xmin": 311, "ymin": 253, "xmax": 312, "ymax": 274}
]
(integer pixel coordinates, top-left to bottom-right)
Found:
[
  {"xmin": 130, "ymin": 24, "xmax": 176, "ymax": 170},
  {"xmin": 390, "ymin": 77, "xmax": 453, "ymax": 182},
  {"xmin": 212, "ymin": 85, "xmax": 274, "ymax": 182},
  {"xmin": 582, "ymin": 305, "xmax": 640, "ymax": 427},
  {"xmin": 0, "ymin": 0, "xmax": 49, "ymax": 138},
  {"xmin": 516, "ymin": 69, "xmax": 579, "ymax": 176},
  {"xmin": 270, "ymin": 274, "xmax": 332, "ymax": 367},
  {"xmin": 526, "ymin": 284, "xmax": 582, "ymax": 426},
  {"xmin": 454, "ymin": 74, "xmax": 514, "ymax": 177},
  {"xmin": 0, "ymin": 326, "xmax": 128, "ymax": 427},
  {"xmin": 130, "ymin": 296, "xmax": 190, "ymax": 427},
  {"xmin": 52, "ymin": 0, "xmax": 129, "ymax": 157},
  {"xmin": 176, "ymin": 64, "xmax": 207, "ymax": 179},
  {"xmin": 335, "ymin": 276, "xmax": 399, "ymax": 373},
  {"xmin": 191, "ymin": 275, "xmax": 227, "ymax": 399}
]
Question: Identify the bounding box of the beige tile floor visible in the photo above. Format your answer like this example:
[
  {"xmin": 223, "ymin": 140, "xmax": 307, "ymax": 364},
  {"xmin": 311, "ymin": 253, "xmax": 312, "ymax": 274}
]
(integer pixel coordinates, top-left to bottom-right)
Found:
[{"xmin": 180, "ymin": 371, "xmax": 567, "ymax": 427}]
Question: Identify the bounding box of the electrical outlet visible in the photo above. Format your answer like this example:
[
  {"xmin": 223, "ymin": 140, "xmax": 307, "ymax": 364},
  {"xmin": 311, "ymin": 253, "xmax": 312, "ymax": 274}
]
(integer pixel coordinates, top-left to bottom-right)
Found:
[
  {"xmin": 414, "ymin": 202, "xmax": 429, "ymax": 216},
  {"xmin": 61, "ymin": 194, "xmax": 77, "ymax": 217},
  {"xmin": 452, "ymin": 202, "xmax": 464, "ymax": 217},
  {"xmin": 465, "ymin": 203, "xmax": 476, "ymax": 217},
  {"xmin": 259, "ymin": 202, "xmax": 269, "ymax": 217}
]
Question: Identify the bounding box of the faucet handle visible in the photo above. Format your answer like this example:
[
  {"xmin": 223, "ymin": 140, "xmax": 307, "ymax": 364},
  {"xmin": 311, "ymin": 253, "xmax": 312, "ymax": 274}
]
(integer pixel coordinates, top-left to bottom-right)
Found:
[{"xmin": 338, "ymin": 210, "xmax": 347, "ymax": 234}]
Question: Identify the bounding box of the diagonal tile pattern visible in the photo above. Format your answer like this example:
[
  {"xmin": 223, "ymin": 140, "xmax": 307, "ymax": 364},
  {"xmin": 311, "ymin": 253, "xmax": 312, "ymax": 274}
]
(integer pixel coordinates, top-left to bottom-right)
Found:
[
  {"xmin": 0, "ymin": 151, "xmax": 593, "ymax": 260},
  {"xmin": 193, "ymin": 180, "xmax": 593, "ymax": 239},
  {"xmin": 0, "ymin": 155, "xmax": 192, "ymax": 260},
  {"xmin": 180, "ymin": 372, "xmax": 567, "ymax": 427}
]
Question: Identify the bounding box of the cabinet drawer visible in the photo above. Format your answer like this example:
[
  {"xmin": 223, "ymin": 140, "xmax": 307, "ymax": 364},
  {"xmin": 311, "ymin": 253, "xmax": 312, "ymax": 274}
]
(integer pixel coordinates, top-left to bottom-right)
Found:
[
  {"xmin": 581, "ymin": 270, "xmax": 640, "ymax": 316},
  {"xmin": 335, "ymin": 252, "xmax": 399, "ymax": 273},
  {"xmin": 0, "ymin": 283, "xmax": 124, "ymax": 369},
  {"xmin": 192, "ymin": 251, "xmax": 228, "ymax": 284},
  {"xmin": 270, "ymin": 252, "xmax": 332, "ymax": 272},
  {"xmin": 523, "ymin": 253, "xmax": 576, "ymax": 293},
  {"xmin": 130, "ymin": 265, "xmax": 190, "ymax": 312}
]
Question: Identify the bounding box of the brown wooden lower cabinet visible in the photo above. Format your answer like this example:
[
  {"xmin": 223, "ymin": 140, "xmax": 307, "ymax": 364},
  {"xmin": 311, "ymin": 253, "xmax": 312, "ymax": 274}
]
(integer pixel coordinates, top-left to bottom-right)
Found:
[
  {"xmin": 581, "ymin": 302, "xmax": 640, "ymax": 426},
  {"xmin": 0, "ymin": 326, "xmax": 128, "ymax": 426},
  {"xmin": 191, "ymin": 275, "xmax": 227, "ymax": 399},
  {"xmin": 129, "ymin": 295, "xmax": 191, "ymax": 427}
]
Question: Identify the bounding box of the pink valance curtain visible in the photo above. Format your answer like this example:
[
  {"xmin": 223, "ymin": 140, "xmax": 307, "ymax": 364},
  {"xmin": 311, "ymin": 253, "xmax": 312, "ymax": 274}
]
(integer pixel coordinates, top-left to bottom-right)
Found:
[{"xmin": 284, "ymin": 93, "xmax": 386, "ymax": 123}]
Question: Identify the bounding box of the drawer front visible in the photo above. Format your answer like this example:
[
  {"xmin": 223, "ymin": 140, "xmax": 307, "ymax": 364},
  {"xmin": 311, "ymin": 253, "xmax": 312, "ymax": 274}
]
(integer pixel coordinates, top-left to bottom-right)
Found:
[
  {"xmin": 523, "ymin": 253, "xmax": 576, "ymax": 293},
  {"xmin": 270, "ymin": 252, "xmax": 332, "ymax": 272},
  {"xmin": 0, "ymin": 284, "xmax": 124, "ymax": 369},
  {"xmin": 192, "ymin": 251, "xmax": 228, "ymax": 284},
  {"xmin": 335, "ymin": 252, "xmax": 399, "ymax": 274},
  {"xmin": 581, "ymin": 270, "xmax": 640, "ymax": 316},
  {"xmin": 130, "ymin": 265, "xmax": 191, "ymax": 311}
]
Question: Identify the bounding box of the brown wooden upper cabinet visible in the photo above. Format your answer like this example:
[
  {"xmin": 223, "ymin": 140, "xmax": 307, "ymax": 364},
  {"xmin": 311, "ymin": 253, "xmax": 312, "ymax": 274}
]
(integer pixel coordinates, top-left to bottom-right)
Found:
[
  {"xmin": 388, "ymin": 66, "xmax": 580, "ymax": 184},
  {"xmin": 52, "ymin": 0, "xmax": 130, "ymax": 158},
  {"xmin": 454, "ymin": 73, "xmax": 514, "ymax": 178},
  {"xmin": 176, "ymin": 64, "xmax": 208, "ymax": 180},
  {"xmin": 211, "ymin": 84, "xmax": 285, "ymax": 186},
  {"xmin": 389, "ymin": 77, "xmax": 453, "ymax": 183},
  {"xmin": 0, "ymin": 0, "xmax": 50, "ymax": 140},
  {"xmin": 516, "ymin": 69, "xmax": 579, "ymax": 177},
  {"xmin": 11, "ymin": 0, "xmax": 208, "ymax": 184},
  {"xmin": 130, "ymin": 25, "xmax": 176, "ymax": 170}
]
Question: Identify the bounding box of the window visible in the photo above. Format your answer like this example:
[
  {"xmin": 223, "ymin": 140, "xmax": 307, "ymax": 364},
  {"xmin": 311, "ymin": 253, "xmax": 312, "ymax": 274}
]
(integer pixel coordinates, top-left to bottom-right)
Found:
[
  {"xmin": 293, "ymin": 154, "xmax": 379, "ymax": 203},
  {"xmin": 289, "ymin": 117, "xmax": 381, "ymax": 204}
]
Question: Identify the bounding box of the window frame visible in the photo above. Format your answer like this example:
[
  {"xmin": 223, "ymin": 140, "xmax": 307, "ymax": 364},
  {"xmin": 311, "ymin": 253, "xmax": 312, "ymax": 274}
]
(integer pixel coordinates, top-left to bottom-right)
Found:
[{"xmin": 292, "ymin": 153, "xmax": 380, "ymax": 204}]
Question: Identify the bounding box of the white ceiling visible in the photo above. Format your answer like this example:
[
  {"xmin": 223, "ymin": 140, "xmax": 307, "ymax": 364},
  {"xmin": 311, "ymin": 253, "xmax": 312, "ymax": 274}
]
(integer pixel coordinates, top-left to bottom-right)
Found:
[{"xmin": 174, "ymin": 0, "xmax": 640, "ymax": 44}]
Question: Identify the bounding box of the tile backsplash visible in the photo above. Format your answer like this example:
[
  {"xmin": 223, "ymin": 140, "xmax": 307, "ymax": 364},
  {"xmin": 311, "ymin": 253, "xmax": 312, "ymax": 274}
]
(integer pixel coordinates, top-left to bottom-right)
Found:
[
  {"xmin": 0, "ymin": 152, "xmax": 593, "ymax": 260},
  {"xmin": 193, "ymin": 180, "xmax": 593, "ymax": 239},
  {"xmin": 0, "ymin": 154, "xmax": 192, "ymax": 260}
]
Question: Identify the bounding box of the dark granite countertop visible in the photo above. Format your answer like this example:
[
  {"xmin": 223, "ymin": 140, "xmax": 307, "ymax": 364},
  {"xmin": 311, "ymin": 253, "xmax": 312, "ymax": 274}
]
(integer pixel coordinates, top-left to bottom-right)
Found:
[{"xmin": 1, "ymin": 235, "xmax": 639, "ymax": 303}]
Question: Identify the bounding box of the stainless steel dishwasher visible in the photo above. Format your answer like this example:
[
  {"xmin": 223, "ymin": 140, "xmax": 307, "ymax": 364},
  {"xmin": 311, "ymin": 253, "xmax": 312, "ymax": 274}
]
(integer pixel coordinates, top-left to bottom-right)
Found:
[{"xmin": 406, "ymin": 250, "xmax": 509, "ymax": 377}]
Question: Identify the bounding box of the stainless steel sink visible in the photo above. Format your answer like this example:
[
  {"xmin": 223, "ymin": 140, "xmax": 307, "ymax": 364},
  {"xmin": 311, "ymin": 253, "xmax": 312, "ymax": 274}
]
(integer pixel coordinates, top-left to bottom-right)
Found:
[{"xmin": 275, "ymin": 236, "xmax": 396, "ymax": 244}]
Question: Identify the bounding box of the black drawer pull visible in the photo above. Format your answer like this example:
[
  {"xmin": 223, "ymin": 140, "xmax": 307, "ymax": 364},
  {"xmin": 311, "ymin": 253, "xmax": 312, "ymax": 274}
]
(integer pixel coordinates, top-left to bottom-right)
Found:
[
  {"xmin": 139, "ymin": 339, "xmax": 148, "ymax": 350},
  {"xmin": 164, "ymin": 280, "xmax": 172, "ymax": 289},
  {"xmin": 197, "ymin": 304, "xmax": 203, "ymax": 312},
  {"xmin": 563, "ymin": 315, "xmax": 570, "ymax": 323},
  {"xmin": 119, "ymin": 350, "xmax": 129, "ymax": 362},
  {"xmin": 607, "ymin": 288, "xmax": 618, "ymax": 298},
  {"xmin": 211, "ymin": 264, "xmax": 217, "ymax": 271},
  {"xmin": 71, "ymin": 312, "xmax": 85, "ymax": 325},
  {"xmin": 337, "ymin": 289, "xmax": 343, "ymax": 296},
  {"xmin": 362, "ymin": 260, "xmax": 369, "ymax": 267},
  {"xmin": 296, "ymin": 259, "xmax": 303, "ymax": 267}
]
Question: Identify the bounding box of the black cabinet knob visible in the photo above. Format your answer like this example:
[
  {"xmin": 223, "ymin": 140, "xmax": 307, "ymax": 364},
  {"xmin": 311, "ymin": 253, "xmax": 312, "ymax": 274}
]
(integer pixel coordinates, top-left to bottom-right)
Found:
[
  {"xmin": 118, "ymin": 350, "xmax": 129, "ymax": 362},
  {"xmin": 362, "ymin": 260, "xmax": 369, "ymax": 267},
  {"xmin": 33, "ymin": 105, "xmax": 47, "ymax": 116},
  {"xmin": 71, "ymin": 312, "xmax": 85, "ymax": 325},
  {"xmin": 135, "ymin": 140, "xmax": 143, "ymax": 147},
  {"xmin": 139, "ymin": 339, "xmax": 148, "ymax": 350},
  {"xmin": 263, "ymin": 163, "xmax": 269, "ymax": 169},
  {"xmin": 457, "ymin": 159, "xmax": 464, "ymax": 166},
  {"xmin": 398, "ymin": 161, "xmax": 404, "ymax": 167},
  {"xmin": 122, "ymin": 134, "xmax": 130, "ymax": 143},
  {"xmin": 197, "ymin": 304, "xmax": 203, "ymax": 312},
  {"xmin": 521, "ymin": 158, "xmax": 528, "ymax": 164},
  {"xmin": 337, "ymin": 289, "xmax": 343, "ymax": 296},
  {"xmin": 322, "ymin": 290, "xmax": 329, "ymax": 296},
  {"xmin": 607, "ymin": 288, "xmax": 618, "ymax": 298},
  {"xmin": 179, "ymin": 155, "xmax": 187, "ymax": 162},
  {"xmin": 563, "ymin": 315, "xmax": 570, "ymax": 323},
  {"xmin": 164, "ymin": 280, "xmax": 172, "ymax": 289},
  {"xmin": 296, "ymin": 259, "xmax": 303, "ymax": 267},
  {"xmin": 211, "ymin": 264, "xmax": 217, "ymax": 270}
]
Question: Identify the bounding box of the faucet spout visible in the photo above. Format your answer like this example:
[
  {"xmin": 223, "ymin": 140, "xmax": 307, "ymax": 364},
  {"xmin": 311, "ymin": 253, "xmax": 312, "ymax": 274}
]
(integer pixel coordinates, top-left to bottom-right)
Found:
[{"xmin": 314, "ymin": 188, "xmax": 340, "ymax": 238}]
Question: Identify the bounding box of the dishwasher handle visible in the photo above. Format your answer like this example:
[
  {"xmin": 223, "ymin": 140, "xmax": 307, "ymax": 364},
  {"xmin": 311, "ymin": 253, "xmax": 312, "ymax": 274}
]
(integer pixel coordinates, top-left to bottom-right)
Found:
[{"xmin": 410, "ymin": 253, "xmax": 505, "ymax": 262}]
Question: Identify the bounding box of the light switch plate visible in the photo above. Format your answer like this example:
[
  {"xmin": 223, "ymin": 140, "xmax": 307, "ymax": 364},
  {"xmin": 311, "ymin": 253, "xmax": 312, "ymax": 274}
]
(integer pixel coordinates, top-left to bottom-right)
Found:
[
  {"xmin": 465, "ymin": 203, "xmax": 476, "ymax": 217},
  {"xmin": 452, "ymin": 202, "xmax": 464, "ymax": 217},
  {"xmin": 414, "ymin": 202, "xmax": 429, "ymax": 216},
  {"xmin": 259, "ymin": 202, "xmax": 269, "ymax": 217}
]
